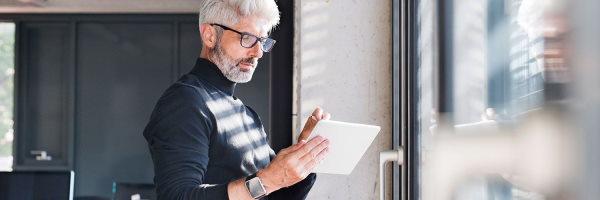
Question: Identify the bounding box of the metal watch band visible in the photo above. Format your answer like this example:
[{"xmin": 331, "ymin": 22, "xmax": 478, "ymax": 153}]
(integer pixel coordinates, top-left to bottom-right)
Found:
[{"xmin": 245, "ymin": 173, "xmax": 267, "ymax": 199}]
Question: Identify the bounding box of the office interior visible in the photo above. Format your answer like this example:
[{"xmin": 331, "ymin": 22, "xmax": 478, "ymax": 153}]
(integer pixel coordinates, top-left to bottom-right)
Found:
[{"xmin": 0, "ymin": 0, "xmax": 599, "ymax": 199}]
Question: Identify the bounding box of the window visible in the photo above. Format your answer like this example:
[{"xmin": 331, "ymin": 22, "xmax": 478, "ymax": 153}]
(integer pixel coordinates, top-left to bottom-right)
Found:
[
  {"xmin": 414, "ymin": 0, "xmax": 570, "ymax": 199},
  {"xmin": 0, "ymin": 22, "xmax": 15, "ymax": 171}
]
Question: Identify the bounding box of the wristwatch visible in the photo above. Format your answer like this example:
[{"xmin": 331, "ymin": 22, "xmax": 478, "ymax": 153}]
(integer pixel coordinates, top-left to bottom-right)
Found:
[{"xmin": 245, "ymin": 173, "xmax": 267, "ymax": 199}]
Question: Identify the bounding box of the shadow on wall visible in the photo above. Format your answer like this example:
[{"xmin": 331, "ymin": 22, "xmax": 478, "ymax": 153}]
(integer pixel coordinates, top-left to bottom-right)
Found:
[{"xmin": 295, "ymin": 1, "xmax": 329, "ymax": 140}]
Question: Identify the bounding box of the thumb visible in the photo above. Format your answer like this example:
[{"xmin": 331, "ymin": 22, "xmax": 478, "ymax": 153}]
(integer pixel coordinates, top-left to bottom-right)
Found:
[
  {"xmin": 305, "ymin": 116, "xmax": 320, "ymax": 133},
  {"xmin": 299, "ymin": 116, "xmax": 319, "ymax": 141}
]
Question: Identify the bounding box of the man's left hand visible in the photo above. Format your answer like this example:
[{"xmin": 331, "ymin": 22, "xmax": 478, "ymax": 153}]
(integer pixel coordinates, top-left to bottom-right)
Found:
[{"xmin": 297, "ymin": 107, "xmax": 331, "ymax": 142}]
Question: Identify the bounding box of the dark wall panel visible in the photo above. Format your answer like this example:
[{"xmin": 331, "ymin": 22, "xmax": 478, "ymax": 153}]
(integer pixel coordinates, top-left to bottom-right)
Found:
[
  {"xmin": 177, "ymin": 22, "xmax": 201, "ymax": 75},
  {"xmin": 16, "ymin": 23, "xmax": 74, "ymax": 170},
  {"xmin": 74, "ymin": 22, "xmax": 174, "ymax": 196}
]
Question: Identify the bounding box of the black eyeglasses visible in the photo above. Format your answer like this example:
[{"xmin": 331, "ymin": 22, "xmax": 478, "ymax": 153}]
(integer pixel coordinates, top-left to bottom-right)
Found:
[{"xmin": 210, "ymin": 23, "xmax": 276, "ymax": 52}]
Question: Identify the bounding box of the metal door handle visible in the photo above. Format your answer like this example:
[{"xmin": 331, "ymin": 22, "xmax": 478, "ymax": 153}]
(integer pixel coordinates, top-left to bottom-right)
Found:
[
  {"xmin": 30, "ymin": 150, "xmax": 52, "ymax": 161},
  {"xmin": 380, "ymin": 147, "xmax": 404, "ymax": 200}
]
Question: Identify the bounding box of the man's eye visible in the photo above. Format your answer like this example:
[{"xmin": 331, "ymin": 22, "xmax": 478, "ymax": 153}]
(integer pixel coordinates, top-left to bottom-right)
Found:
[{"xmin": 242, "ymin": 35, "xmax": 255, "ymax": 43}]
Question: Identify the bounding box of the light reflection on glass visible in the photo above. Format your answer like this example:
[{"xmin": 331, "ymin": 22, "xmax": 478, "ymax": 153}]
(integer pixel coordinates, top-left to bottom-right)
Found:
[{"xmin": 417, "ymin": 0, "xmax": 573, "ymax": 199}]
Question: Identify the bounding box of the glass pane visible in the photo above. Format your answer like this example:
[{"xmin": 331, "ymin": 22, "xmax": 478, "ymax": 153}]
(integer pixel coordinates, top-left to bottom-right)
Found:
[
  {"xmin": 452, "ymin": 0, "xmax": 558, "ymax": 124},
  {"xmin": 0, "ymin": 22, "xmax": 15, "ymax": 171},
  {"xmin": 415, "ymin": 0, "xmax": 437, "ymax": 197},
  {"xmin": 416, "ymin": 0, "xmax": 572, "ymax": 199}
]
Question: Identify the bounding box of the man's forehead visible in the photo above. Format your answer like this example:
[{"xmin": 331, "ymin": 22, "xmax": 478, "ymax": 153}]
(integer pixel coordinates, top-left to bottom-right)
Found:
[{"xmin": 233, "ymin": 16, "xmax": 270, "ymax": 36}]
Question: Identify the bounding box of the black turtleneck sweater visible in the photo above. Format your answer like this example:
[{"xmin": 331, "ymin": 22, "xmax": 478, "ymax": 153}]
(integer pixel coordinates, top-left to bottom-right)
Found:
[{"xmin": 143, "ymin": 58, "xmax": 316, "ymax": 200}]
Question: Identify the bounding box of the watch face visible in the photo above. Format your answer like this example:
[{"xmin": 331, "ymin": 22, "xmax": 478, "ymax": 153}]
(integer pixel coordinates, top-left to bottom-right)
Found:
[{"xmin": 247, "ymin": 177, "xmax": 267, "ymax": 199}]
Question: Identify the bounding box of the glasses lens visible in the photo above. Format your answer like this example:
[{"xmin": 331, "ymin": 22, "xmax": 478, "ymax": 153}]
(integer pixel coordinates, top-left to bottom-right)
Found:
[
  {"xmin": 241, "ymin": 34, "xmax": 257, "ymax": 48},
  {"xmin": 261, "ymin": 38, "xmax": 276, "ymax": 52}
]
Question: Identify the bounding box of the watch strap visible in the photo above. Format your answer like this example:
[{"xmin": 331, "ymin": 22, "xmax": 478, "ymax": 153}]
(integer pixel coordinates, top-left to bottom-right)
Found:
[
  {"xmin": 245, "ymin": 172, "xmax": 267, "ymax": 199},
  {"xmin": 246, "ymin": 172, "xmax": 258, "ymax": 181}
]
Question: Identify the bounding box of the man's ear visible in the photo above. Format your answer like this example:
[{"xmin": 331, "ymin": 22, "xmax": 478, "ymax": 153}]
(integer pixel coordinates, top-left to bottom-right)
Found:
[{"xmin": 200, "ymin": 23, "xmax": 217, "ymax": 48}]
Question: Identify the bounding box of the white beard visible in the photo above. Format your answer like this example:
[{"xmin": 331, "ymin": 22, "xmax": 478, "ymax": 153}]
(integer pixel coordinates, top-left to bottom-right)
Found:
[{"xmin": 210, "ymin": 43, "xmax": 257, "ymax": 83}]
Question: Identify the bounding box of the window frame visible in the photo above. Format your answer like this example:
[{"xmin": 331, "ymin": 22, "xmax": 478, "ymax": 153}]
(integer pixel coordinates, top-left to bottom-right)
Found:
[
  {"xmin": 395, "ymin": 0, "xmax": 453, "ymax": 199},
  {"xmin": 393, "ymin": 0, "xmax": 419, "ymax": 199}
]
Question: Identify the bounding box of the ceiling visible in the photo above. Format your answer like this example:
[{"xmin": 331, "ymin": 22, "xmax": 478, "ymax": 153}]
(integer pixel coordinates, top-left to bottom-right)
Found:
[{"xmin": 0, "ymin": 0, "xmax": 201, "ymax": 13}]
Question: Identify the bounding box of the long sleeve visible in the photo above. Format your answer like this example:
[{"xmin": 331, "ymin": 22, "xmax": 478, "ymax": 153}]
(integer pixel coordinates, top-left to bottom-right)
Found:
[
  {"xmin": 143, "ymin": 84, "xmax": 228, "ymax": 200},
  {"xmin": 267, "ymin": 173, "xmax": 317, "ymax": 200}
]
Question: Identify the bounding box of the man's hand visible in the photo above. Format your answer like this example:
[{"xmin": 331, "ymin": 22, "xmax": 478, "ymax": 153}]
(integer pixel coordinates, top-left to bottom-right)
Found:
[
  {"xmin": 257, "ymin": 136, "xmax": 329, "ymax": 194},
  {"xmin": 298, "ymin": 107, "xmax": 331, "ymax": 142},
  {"xmin": 255, "ymin": 107, "xmax": 331, "ymax": 194}
]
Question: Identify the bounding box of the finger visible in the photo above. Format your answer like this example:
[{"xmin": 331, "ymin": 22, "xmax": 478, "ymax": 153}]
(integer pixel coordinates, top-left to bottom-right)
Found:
[
  {"xmin": 299, "ymin": 167, "xmax": 314, "ymax": 179},
  {"xmin": 289, "ymin": 140, "xmax": 307, "ymax": 151},
  {"xmin": 290, "ymin": 136, "xmax": 327, "ymax": 159},
  {"xmin": 300, "ymin": 171, "xmax": 310, "ymax": 179},
  {"xmin": 312, "ymin": 107, "xmax": 323, "ymax": 120},
  {"xmin": 323, "ymin": 113, "xmax": 331, "ymax": 120},
  {"xmin": 311, "ymin": 107, "xmax": 323, "ymax": 119},
  {"xmin": 298, "ymin": 116, "xmax": 319, "ymax": 141},
  {"xmin": 301, "ymin": 146, "xmax": 329, "ymax": 172},
  {"xmin": 298, "ymin": 138, "xmax": 329, "ymax": 165},
  {"xmin": 304, "ymin": 116, "xmax": 318, "ymax": 131},
  {"xmin": 280, "ymin": 140, "xmax": 306, "ymax": 155}
]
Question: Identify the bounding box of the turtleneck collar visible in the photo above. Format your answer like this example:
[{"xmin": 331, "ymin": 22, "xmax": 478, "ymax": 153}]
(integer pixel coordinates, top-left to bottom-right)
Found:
[{"xmin": 190, "ymin": 57, "xmax": 236, "ymax": 96}]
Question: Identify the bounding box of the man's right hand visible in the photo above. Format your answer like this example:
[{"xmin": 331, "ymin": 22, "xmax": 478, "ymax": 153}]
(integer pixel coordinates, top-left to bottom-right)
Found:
[{"xmin": 257, "ymin": 136, "xmax": 330, "ymax": 194}]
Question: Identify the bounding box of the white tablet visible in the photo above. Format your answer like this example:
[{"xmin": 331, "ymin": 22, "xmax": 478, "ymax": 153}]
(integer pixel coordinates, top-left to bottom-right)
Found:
[{"xmin": 307, "ymin": 120, "xmax": 380, "ymax": 175}]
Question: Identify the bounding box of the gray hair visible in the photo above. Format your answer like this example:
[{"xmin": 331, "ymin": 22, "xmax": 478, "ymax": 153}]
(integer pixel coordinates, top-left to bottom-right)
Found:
[{"xmin": 198, "ymin": 0, "xmax": 280, "ymax": 31}]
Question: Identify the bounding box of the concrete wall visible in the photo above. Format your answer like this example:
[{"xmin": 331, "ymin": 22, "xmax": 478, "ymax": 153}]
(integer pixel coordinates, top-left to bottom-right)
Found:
[{"xmin": 293, "ymin": 0, "xmax": 393, "ymax": 199}]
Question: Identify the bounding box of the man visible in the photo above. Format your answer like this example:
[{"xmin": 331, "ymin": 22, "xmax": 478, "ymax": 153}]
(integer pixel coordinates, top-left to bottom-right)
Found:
[{"xmin": 142, "ymin": 0, "xmax": 330, "ymax": 199}]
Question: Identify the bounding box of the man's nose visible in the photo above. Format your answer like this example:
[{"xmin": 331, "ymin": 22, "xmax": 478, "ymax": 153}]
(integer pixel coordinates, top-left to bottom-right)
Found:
[{"xmin": 250, "ymin": 42, "xmax": 263, "ymax": 59}]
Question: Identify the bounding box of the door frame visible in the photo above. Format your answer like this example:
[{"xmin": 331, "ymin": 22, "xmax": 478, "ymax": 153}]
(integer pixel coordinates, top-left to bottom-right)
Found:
[
  {"xmin": 393, "ymin": 0, "xmax": 420, "ymax": 199},
  {"xmin": 392, "ymin": 0, "xmax": 405, "ymax": 199}
]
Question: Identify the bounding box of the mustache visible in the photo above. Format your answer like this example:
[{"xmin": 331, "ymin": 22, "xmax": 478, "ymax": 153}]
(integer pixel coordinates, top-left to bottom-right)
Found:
[{"xmin": 236, "ymin": 57, "xmax": 258, "ymax": 66}]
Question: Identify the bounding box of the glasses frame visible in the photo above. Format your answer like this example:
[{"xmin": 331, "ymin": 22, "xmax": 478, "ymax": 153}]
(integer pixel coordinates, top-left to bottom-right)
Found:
[{"xmin": 210, "ymin": 23, "xmax": 276, "ymax": 52}]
